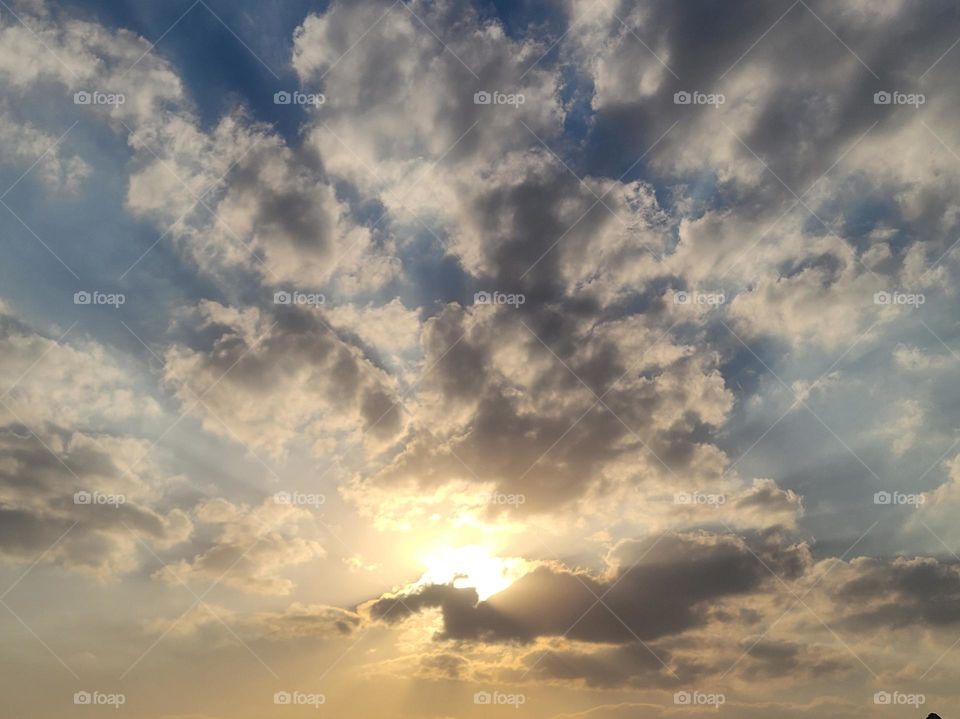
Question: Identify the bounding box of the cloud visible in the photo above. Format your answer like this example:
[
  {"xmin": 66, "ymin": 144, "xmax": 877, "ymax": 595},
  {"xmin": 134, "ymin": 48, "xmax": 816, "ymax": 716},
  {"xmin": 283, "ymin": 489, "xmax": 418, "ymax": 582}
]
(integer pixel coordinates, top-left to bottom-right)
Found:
[
  {"xmin": 122, "ymin": 106, "xmax": 402, "ymax": 293},
  {"xmin": 0, "ymin": 111, "xmax": 90, "ymax": 192},
  {"xmin": 325, "ymin": 298, "xmax": 422, "ymax": 358},
  {"xmin": 735, "ymin": 638, "xmax": 850, "ymax": 680},
  {"xmin": 729, "ymin": 478, "xmax": 804, "ymax": 528},
  {"xmin": 147, "ymin": 600, "xmax": 360, "ymax": 641},
  {"xmin": 294, "ymin": 0, "xmax": 564, "ymax": 199},
  {"xmin": 365, "ymin": 532, "xmax": 810, "ymax": 644},
  {"xmin": 0, "ymin": 0, "xmax": 399, "ymax": 295},
  {"xmin": 893, "ymin": 343, "xmax": 953, "ymax": 371},
  {"xmin": 0, "ymin": 305, "xmax": 327, "ymax": 596},
  {"xmin": 0, "ymin": 306, "xmax": 191, "ymax": 575},
  {"xmin": 521, "ymin": 643, "xmax": 675, "ymax": 689},
  {"xmin": 905, "ymin": 454, "xmax": 960, "ymax": 547},
  {"xmin": 0, "ymin": 309, "xmax": 162, "ymax": 429},
  {"xmin": 558, "ymin": 0, "xmax": 960, "ymax": 354},
  {"xmin": 0, "ymin": 2, "xmax": 184, "ymax": 124},
  {"xmin": 153, "ymin": 497, "xmax": 325, "ymax": 596},
  {"xmin": 352, "ymin": 302, "xmax": 734, "ymax": 517},
  {"xmin": 835, "ymin": 555, "xmax": 960, "ymax": 630},
  {"xmin": 162, "ymin": 300, "xmax": 405, "ymax": 459},
  {"xmin": 290, "ymin": 0, "xmax": 680, "ymax": 307},
  {"xmin": 869, "ymin": 398, "xmax": 925, "ymax": 457},
  {"xmin": 0, "ymin": 423, "xmax": 193, "ymax": 576}
]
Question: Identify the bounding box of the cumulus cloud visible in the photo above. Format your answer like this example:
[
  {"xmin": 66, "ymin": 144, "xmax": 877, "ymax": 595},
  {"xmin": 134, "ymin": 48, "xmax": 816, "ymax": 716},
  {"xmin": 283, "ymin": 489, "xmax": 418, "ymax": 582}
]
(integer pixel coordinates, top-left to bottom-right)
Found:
[
  {"xmin": 0, "ymin": 0, "xmax": 399, "ymax": 295},
  {"xmin": 129, "ymin": 116, "xmax": 399, "ymax": 292},
  {"xmin": 0, "ymin": 305, "xmax": 191, "ymax": 575},
  {"xmin": 557, "ymin": 0, "xmax": 960, "ymax": 355},
  {"xmin": 162, "ymin": 300, "xmax": 405, "ymax": 459},
  {"xmin": 0, "ymin": 305, "xmax": 328, "ymax": 596},
  {"xmin": 0, "ymin": 2, "xmax": 184, "ymax": 118},
  {"xmin": 0, "ymin": 311, "xmax": 161, "ymax": 429},
  {"xmin": 350, "ymin": 302, "xmax": 734, "ymax": 518},
  {"xmin": 294, "ymin": 0, "xmax": 564, "ymax": 198}
]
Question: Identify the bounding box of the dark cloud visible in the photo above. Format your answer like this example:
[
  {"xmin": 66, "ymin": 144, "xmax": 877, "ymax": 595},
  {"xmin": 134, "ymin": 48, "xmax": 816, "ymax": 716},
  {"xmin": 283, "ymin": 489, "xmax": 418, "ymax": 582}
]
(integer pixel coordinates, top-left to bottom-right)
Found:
[
  {"xmin": 738, "ymin": 638, "xmax": 850, "ymax": 680},
  {"xmin": 361, "ymin": 302, "xmax": 733, "ymax": 513},
  {"xmin": 583, "ymin": 0, "xmax": 960, "ymax": 191},
  {"xmin": 0, "ymin": 428, "xmax": 191, "ymax": 574},
  {"xmin": 366, "ymin": 532, "xmax": 810, "ymax": 643},
  {"xmin": 521, "ymin": 643, "xmax": 674, "ymax": 688},
  {"xmin": 837, "ymin": 556, "xmax": 960, "ymax": 629},
  {"xmin": 418, "ymin": 651, "xmax": 468, "ymax": 680},
  {"xmin": 211, "ymin": 132, "xmax": 342, "ymax": 270}
]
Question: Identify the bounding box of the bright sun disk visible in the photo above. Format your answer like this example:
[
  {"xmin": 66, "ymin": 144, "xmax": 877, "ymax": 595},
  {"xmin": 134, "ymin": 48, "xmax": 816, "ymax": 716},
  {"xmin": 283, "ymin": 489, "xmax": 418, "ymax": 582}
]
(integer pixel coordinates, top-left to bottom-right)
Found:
[{"xmin": 417, "ymin": 545, "xmax": 526, "ymax": 601}]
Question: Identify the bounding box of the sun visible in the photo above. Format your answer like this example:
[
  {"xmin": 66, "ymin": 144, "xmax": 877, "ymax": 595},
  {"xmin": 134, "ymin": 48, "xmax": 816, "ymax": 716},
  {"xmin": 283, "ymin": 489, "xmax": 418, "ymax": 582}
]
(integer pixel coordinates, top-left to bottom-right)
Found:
[{"xmin": 416, "ymin": 545, "xmax": 527, "ymax": 601}]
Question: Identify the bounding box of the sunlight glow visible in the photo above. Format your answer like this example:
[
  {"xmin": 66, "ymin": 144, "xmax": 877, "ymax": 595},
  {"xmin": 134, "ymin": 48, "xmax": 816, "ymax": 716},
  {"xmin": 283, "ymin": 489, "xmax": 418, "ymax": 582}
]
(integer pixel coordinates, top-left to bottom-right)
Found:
[{"xmin": 417, "ymin": 545, "xmax": 528, "ymax": 600}]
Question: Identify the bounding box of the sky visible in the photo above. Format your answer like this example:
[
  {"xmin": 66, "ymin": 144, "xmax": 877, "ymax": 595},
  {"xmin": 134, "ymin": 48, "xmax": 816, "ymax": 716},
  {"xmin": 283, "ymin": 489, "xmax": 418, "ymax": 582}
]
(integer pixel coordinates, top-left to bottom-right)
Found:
[{"xmin": 0, "ymin": 0, "xmax": 959, "ymax": 717}]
